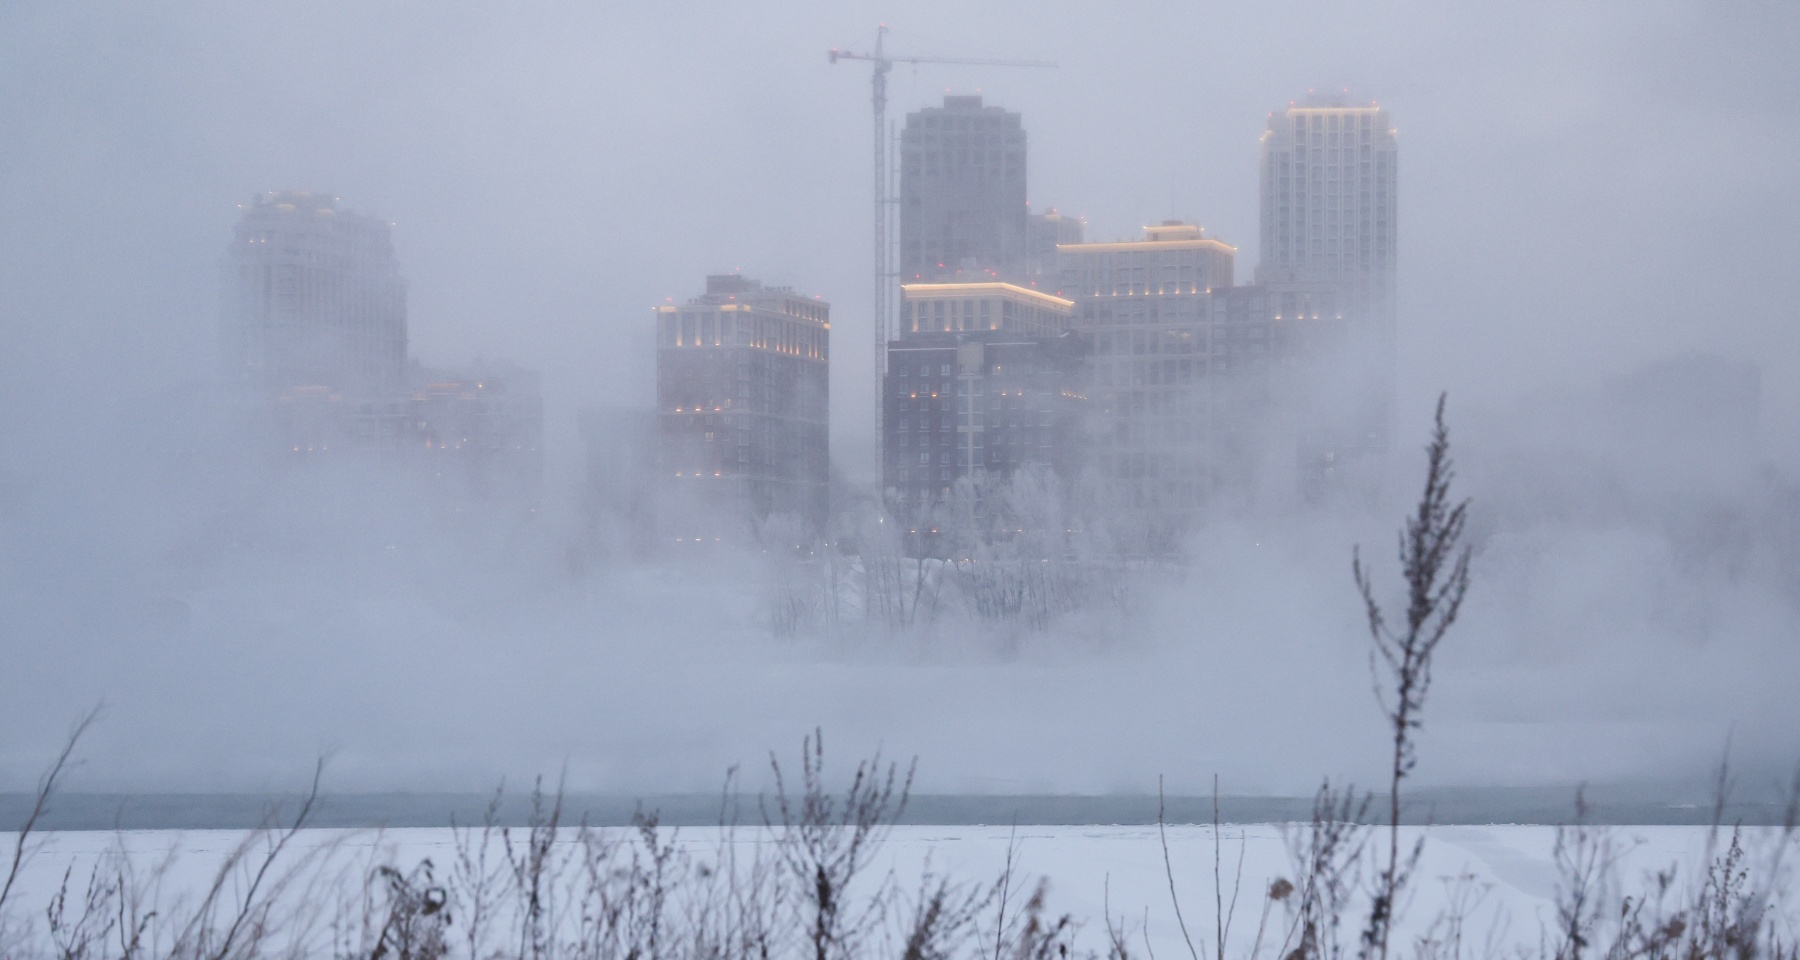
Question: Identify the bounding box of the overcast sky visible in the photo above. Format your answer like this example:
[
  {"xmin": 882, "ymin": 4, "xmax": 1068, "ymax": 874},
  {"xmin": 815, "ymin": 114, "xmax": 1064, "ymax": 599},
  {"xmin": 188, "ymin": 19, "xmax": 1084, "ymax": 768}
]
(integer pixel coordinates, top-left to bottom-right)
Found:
[{"xmin": 1, "ymin": 0, "xmax": 1797, "ymax": 796}]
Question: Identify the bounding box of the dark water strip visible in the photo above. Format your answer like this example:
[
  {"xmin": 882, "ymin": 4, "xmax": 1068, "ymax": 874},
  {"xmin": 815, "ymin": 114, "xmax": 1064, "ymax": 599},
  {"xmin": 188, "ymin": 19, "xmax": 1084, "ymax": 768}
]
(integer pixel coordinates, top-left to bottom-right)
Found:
[{"xmin": 1, "ymin": 786, "xmax": 1788, "ymax": 831}]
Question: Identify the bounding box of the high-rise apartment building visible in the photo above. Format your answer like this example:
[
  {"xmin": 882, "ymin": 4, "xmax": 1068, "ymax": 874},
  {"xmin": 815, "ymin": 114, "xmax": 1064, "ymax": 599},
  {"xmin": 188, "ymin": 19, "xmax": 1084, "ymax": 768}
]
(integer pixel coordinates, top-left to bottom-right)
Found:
[
  {"xmin": 1059, "ymin": 222, "xmax": 1235, "ymax": 300},
  {"xmin": 1257, "ymin": 93, "xmax": 1399, "ymax": 485},
  {"xmin": 222, "ymin": 191, "xmax": 407, "ymax": 397},
  {"xmin": 1256, "ymin": 93, "xmax": 1396, "ymax": 322},
  {"xmin": 898, "ymin": 95, "xmax": 1028, "ymax": 282},
  {"xmin": 1055, "ymin": 223, "xmax": 1244, "ymax": 538},
  {"xmin": 655, "ymin": 275, "xmax": 830, "ymax": 540},
  {"xmin": 221, "ymin": 190, "xmax": 542, "ymax": 500},
  {"xmin": 882, "ymin": 282, "xmax": 1082, "ymax": 528}
]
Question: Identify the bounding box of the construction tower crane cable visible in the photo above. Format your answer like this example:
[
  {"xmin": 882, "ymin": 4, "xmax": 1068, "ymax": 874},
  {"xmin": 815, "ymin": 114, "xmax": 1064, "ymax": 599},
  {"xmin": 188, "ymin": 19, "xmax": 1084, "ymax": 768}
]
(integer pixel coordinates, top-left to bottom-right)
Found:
[{"xmin": 827, "ymin": 26, "xmax": 1055, "ymax": 477}]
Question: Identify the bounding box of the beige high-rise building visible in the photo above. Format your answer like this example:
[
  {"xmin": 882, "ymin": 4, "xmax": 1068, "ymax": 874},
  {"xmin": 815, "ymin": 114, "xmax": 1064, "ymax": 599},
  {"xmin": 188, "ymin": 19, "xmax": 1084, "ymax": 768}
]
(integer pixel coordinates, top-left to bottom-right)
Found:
[
  {"xmin": 1257, "ymin": 93, "xmax": 1398, "ymax": 486},
  {"xmin": 1256, "ymin": 93, "xmax": 1396, "ymax": 322},
  {"xmin": 1054, "ymin": 223, "xmax": 1246, "ymax": 544}
]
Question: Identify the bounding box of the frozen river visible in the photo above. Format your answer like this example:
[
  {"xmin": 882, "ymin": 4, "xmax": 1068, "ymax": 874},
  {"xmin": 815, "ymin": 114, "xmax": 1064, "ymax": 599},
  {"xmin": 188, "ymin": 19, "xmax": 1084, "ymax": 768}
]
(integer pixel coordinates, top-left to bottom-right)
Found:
[{"xmin": 2, "ymin": 822, "xmax": 1789, "ymax": 959}]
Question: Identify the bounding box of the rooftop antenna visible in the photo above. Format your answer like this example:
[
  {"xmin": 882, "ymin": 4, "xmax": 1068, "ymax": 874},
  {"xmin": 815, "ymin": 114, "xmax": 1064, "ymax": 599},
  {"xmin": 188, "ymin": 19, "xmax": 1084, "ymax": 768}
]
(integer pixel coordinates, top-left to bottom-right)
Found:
[{"xmin": 827, "ymin": 27, "xmax": 1055, "ymax": 464}]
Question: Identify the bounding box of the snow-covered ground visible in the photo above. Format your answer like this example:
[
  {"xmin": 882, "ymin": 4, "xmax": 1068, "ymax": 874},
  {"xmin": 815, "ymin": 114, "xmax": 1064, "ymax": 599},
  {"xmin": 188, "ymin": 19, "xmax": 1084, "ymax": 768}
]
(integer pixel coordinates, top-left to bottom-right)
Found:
[{"xmin": 2, "ymin": 823, "xmax": 1790, "ymax": 957}]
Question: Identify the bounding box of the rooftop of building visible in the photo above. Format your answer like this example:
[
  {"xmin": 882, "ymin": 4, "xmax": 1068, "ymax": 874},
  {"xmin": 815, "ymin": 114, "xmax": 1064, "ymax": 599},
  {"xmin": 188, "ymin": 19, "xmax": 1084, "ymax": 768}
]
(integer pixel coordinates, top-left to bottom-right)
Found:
[
  {"xmin": 656, "ymin": 274, "xmax": 830, "ymax": 323},
  {"xmin": 886, "ymin": 329, "xmax": 1085, "ymax": 348},
  {"xmin": 899, "ymin": 280, "xmax": 1074, "ymax": 310},
  {"xmin": 1278, "ymin": 90, "xmax": 1386, "ymax": 113},
  {"xmin": 234, "ymin": 190, "xmax": 393, "ymax": 232},
  {"xmin": 1057, "ymin": 221, "xmax": 1237, "ymax": 254},
  {"xmin": 257, "ymin": 190, "xmax": 336, "ymax": 210},
  {"xmin": 904, "ymin": 94, "xmax": 1023, "ymax": 125},
  {"xmin": 689, "ymin": 274, "xmax": 818, "ymax": 304}
]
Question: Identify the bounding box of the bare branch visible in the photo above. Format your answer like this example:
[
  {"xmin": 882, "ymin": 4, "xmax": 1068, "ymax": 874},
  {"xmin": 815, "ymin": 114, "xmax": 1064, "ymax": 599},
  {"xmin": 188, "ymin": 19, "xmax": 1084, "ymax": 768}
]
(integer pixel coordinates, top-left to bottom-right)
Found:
[
  {"xmin": 1159, "ymin": 776, "xmax": 1203, "ymax": 960},
  {"xmin": 0, "ymin": 705, "xmax": 101, "ymax": 915}
]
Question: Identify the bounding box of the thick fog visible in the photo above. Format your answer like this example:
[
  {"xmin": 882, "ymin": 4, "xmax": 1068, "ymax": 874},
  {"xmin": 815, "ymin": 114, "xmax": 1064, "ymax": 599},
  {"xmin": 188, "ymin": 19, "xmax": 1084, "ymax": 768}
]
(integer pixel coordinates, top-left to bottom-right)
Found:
[{"xmin": 1, "ymin": 0, "xmax": 1797, "ymax": 797}]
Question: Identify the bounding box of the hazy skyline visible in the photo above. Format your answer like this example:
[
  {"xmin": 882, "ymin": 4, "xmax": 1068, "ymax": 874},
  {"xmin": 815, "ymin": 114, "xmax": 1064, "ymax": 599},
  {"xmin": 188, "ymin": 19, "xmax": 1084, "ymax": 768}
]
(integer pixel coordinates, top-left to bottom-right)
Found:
[
  {"xmin": 1, "ymin": 0, "xmax": 1797, "ymax": 797},
  {"xmin": 5, "ymin": 0, "xmax": 1797, "ymax": 473}
]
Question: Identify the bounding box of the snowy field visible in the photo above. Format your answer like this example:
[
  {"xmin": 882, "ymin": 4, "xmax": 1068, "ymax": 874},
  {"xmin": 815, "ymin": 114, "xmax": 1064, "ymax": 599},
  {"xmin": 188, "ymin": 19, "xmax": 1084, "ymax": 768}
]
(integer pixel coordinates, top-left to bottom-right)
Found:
[{"xmin": 3, "ymin": 823, "xmax": 1791, "ymax": 957}]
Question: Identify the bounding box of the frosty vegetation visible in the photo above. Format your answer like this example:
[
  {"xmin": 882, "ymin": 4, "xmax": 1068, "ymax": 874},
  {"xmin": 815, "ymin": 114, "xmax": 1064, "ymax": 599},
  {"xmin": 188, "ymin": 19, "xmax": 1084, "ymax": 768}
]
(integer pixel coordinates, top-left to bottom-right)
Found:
[
  {"xmin": 761, "ymin": 462, "xmax": 1144, "ymax": 641},
  {"xmin": 3, "ymin": 399, "xmax": 1797, "ymax": 960}
]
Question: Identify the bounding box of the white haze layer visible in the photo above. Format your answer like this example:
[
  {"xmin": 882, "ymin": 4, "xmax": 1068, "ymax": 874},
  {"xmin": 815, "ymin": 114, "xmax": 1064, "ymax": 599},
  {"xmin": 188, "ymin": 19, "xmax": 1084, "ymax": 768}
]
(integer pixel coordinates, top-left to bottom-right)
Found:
[{"xmin": 0, "ymin": 379, "xmax": 1795, "ymax": 796}]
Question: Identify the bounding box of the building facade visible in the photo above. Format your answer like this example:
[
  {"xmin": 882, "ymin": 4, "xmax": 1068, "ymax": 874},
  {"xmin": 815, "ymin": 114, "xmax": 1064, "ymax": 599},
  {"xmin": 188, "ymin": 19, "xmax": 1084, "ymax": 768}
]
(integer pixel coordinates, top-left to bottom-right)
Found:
[
  {"xmin": 1257, "ymin": 94, "xmax": 1399, "ymax": 484},
  {"xmin": 882, "ymin": 282, "xmax": 1082, "ymax": 524},
  {"xmin": 899, "ymin": 95, "xmax": 1028, "ymax": 283},
  {"xmin": 1256, "ymin": 93, "xmax": 1397, "ymax": 322},
  {"xmin": 269, "ymin": 360, "xmax": 544, "ymax": 497},
  {"xmin": 1025, "ymin": 207, "xmax": 1084, "ymax": 279},
  {"xmin": 220, "ymin": 189, "xmax": 543, "ymax": 502},
  {"xmin": 222, "ymin": 191, "xmax": 407, "ymax": 397},
  {"xmin": 1054, "ymin": 223, "xmax": 1246, "ymax": 535},
  {"xmin": 655, "ymin": 275, "xmax": 830, "ymax": 541}
]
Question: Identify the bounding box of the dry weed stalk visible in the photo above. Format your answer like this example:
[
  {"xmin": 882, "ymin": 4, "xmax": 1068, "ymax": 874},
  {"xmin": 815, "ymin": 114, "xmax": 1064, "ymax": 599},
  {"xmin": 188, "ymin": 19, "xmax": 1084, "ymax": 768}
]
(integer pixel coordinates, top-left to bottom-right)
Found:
[
  {"xmin": 766, "ymin": 728, "xmax": 913, "ymax": 960},
  {"xmin": 1542, "ymin": 769, "xmax": 1800, "ymax": 960},
  {"xmin": 0, "ymin": 708, "xmax": 100, "ymax": 922},
  {"xmin": 1352, "ymin": 393, "xmax": 1471, "ymax": 960}
]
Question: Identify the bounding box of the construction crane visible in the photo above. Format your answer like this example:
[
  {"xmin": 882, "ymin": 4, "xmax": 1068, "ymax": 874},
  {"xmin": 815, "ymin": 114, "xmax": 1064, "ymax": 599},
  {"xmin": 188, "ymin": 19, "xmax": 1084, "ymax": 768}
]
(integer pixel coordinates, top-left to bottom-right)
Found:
[{"xmin": 827, "ymin": 26, "xmax": 1055, "ymax": 463}]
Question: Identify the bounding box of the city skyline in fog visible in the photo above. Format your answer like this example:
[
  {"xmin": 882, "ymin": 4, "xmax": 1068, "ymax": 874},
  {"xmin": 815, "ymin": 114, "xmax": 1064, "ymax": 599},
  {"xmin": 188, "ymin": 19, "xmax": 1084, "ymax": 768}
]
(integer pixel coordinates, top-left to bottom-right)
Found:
[
  {"xmin": 1, "ymin": 0, "xmax": 1797, "ymax": 797},
  {"xmin": 5, "ymin": 0, "xmax": 1797, "ymax": 478}
]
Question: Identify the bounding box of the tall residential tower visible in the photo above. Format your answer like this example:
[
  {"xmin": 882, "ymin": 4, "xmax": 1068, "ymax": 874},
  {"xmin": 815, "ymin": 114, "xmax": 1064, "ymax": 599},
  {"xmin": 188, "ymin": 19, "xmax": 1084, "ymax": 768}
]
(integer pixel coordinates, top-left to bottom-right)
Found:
[
  {"xmin": 1256, "ymin": 93, "xmax": 1396, "ymax": 323},
  {"xmin": 222, "ymin": 191, "xmax": 407, "ymax": 397},
  {"xmin": 655, "ymin": 275, "xmax": 830, "ymax": 541},
  {"xmin": 899, "ymin": 95, "xmax": 1028, "ymax": 283},
  {"xmin": 1257, "ymin": 93, "xmax": 1398, "ymax": 487},
  {"xmin": 1055, "ymin": 222, "xmax": 1242, "ymax": 538}
]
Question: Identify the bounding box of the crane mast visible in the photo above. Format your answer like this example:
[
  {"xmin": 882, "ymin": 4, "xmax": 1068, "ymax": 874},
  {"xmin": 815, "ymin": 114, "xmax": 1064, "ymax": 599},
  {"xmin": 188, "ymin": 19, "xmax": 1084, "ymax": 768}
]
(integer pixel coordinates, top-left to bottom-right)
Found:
[{"xmin": 827, "ymin": 28, "xmax": 1055, "ymax": 489}]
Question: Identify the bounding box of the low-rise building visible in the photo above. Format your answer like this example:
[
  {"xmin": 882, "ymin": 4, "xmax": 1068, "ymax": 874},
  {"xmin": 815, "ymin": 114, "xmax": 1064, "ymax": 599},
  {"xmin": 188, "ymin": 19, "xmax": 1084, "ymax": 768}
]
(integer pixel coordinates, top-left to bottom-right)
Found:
[
  {"xmin": 883, "ymin": 282, "xmax": 1084, "ymax": 530},
  {"xmin": 268, "ymin": 360, "xmax": 544, "ymax": 497}
]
